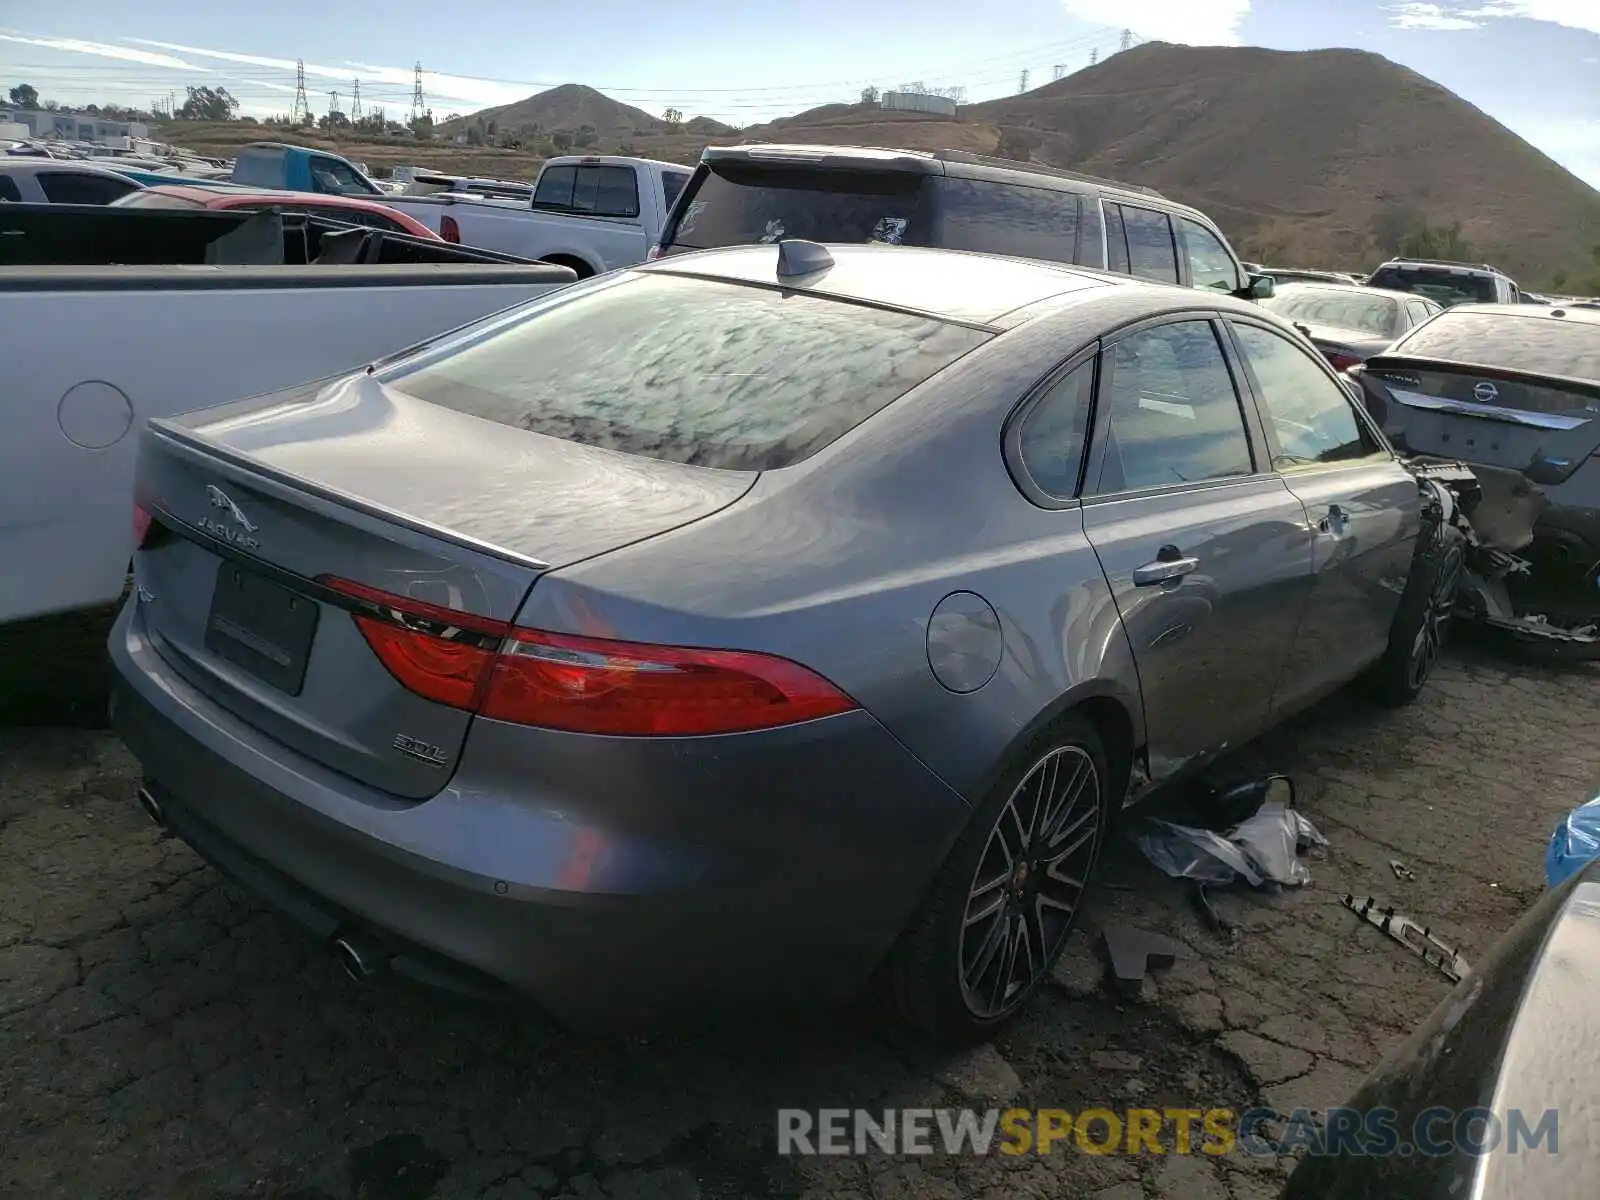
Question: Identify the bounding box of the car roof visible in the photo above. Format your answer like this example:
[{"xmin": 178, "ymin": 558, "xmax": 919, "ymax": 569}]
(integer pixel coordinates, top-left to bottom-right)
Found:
[
  {"xmin": 0, "ymin": 159, "xmax": 144, "ymax": 179},
  {"xmin": 699, "ymin": 142, "xmax": 1190, "ymax": 210},
  {"xmin": 1272, "ymin": 281, "xmax": 1411, "ymax": 301},
  {"xmin": 641, "ymin": 242, "xmax": 1248, "ymax": 329}
]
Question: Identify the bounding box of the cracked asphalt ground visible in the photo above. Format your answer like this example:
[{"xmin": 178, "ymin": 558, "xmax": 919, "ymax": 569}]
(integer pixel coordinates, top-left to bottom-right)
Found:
[{"xmin": 2, "ymin": 626, "xmax": 1597, "ymax": 1200}]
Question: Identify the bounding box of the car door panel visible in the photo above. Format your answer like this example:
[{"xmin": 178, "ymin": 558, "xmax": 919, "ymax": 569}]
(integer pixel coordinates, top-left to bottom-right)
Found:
[
  {"xmin": 1083, "ymin": 479, "xmax": 1314, "ymax": 778},
  {"xmin": 1224, "ymin": 318, "xmax": 1423, "ymax": 716},
  {"xmin": 1078, "ymin": 317, "xmax": 1314, "ymax": 780}
]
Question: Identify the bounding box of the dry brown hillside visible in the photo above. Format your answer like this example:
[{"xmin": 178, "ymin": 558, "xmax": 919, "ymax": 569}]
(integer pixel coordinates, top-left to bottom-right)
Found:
[
  {"xmin": 961, "ymin": 42, "xmax": 1600, "ymax": 277},
  {"xmin": 439, "ymin": 83, "xmax": 667, "ymax": 138}
]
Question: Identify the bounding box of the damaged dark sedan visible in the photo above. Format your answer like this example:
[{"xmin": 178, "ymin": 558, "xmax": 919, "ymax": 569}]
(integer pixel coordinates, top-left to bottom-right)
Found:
[{"xmin": 1352, "ymin": 303, "xmax": 1600, "ymax": 656}]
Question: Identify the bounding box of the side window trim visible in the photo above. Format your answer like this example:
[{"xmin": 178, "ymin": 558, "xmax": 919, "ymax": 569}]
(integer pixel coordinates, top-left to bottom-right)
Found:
[
  {"xmin": 1001, "ymin": 343, "xmax": 1103, "ymax": 509},
  {"xmin": 1080, "ymin": 312, "xmax": 1266, "ymax": 504},
  {"xmin": 1220, "ymin": 315, "xmax": 1394, "ymax": 472}
]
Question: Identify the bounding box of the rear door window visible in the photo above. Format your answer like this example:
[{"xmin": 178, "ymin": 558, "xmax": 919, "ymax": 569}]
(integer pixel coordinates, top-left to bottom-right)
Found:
[
  {"xmin": 387, "ymin": 273, "xmax": 989, "ymax": 471},
  {"xmin": 661, "ymin": 170, "xmax": 690, "ymax": 212},
  {"xmin": 667, "ymin": 164, "xmax": 925, "ymax": 250},
  {"xmin": 1120, "ymin": 206, "xmax": 1179, "ymax": 284},
  {"xmin": 1231, "ymin": 321, "xmax": 1382, "ymax": 467},
  {"xmin": 1177, "ymin": 217, "xmax": 1241, "ymax": 293},
  {"xmin": 38, "ymin": 171, "xmax": 137, "ymax": 205},
  {"xmin": 1088, "ymin": 320, "xmax": 1254, "ymax": 494},
  {"xmin": 926, "ymin": 178, "xmax": 1081, "ymax": 264}
]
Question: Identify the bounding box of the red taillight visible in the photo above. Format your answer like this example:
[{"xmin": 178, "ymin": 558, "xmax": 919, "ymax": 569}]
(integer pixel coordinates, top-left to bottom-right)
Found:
[
  {"xmin": 481, "ymin": 627, "xmax": 857, "ymax": 735},
  {"xmin": 1325, "ymin": 350, "xmax": 1362, "ymax": 373},
  {"xmin": 133, "ymin": 503, "xmax": 153, "ymax": 549},
  {"xmin": 439, "ymin": 215, "xmax": 461, "ymax": 244},
  {"xmin": 320, "ymin": 577, "xmax": 856, "ymax": 736}
]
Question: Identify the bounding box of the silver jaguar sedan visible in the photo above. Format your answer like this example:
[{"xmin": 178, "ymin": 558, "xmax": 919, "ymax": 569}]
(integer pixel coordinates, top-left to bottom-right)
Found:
[{"xmin": 109, "ymin": 241, "xmax": 1457, "ymax": 1042}]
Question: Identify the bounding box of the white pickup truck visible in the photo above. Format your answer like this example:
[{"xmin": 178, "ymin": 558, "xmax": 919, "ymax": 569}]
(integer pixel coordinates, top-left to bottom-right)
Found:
[
  {"xmin": 2, "ymin": 203, "xmax": 576, "ymax": 624},
  {"xmin": 383, "ymin": 155, "xmax": 693, "ymax": 278}
]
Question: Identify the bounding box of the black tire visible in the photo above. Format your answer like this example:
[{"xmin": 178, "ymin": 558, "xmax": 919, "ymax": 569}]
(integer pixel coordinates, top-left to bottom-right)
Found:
[
  {"xmin": 1365, "ymin": 522, "xmax": 1464, "ymax": 707},
  {"xmin": 886, "ymin": 716, "xmax": 1112, "ymax": 1045}
]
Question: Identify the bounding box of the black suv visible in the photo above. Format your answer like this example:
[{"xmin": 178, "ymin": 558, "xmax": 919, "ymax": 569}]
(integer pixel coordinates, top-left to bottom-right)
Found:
[{"xmin": 655, "ymin": 144, "xmax": 1272, "ymax": 301}]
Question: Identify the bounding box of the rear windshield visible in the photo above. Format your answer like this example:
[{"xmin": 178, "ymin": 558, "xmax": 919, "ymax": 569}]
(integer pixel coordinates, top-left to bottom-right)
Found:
[
  {"xmin": 1264, "ymin": 287, "xmax": 1400, "ymax": 337},
  {"xmin": 1394, "ymin": 311, "xmax": 1600, "ymax": 381},
  {"xmin": 1368, "ymin": 266, "xmax": 1498, "ymax": 306},
  {"xmin": 387, "ymin": 272, "xmax": 989, "ymax": 471},
  {"xmin": 669, "ymin": 163, "xmax": 928, "ymax": 250}
]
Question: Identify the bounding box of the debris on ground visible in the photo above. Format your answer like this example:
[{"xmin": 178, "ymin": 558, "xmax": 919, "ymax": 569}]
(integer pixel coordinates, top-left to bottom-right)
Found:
[
  {"xmin": 1546, "ymin": 791, "xmax": 1600, "ymax": 888},
  {"xmin": 1137, "ymin": 776, "xmax": 1327, "ymax": 889},
  {"xmin": 1102, "ymin": 929, "xmax": 1181, "ymax": 999},
  {"xmin": 1390, "ymin": 859, "xmax": 1414, "ymax": 882},
  {"xmin": 1342, "ymin": 894, "xmax": 1470, "ymax": 982}
]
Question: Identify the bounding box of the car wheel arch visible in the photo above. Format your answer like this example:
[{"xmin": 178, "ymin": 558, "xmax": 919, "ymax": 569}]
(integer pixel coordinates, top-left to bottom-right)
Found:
[{"xmin": 972, "ymin": 683, "xmax": 1142, "ymax": 812}]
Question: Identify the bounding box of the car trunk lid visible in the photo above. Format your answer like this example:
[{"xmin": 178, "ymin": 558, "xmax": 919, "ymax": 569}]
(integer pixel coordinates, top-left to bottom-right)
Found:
[
  {"xmin": 1359, "ymin": 356, "xmax": 1600, "ymax": 481},
  {"xmin": 133, "ymin": 372, "xmax": 754, "ymax": 798}
]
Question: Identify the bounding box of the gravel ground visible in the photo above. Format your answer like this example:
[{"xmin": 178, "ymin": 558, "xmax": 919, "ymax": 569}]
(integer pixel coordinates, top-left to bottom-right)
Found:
[{"xmin": 1, "ymin": 634, "xmax": 1595, "ymax": 1200}]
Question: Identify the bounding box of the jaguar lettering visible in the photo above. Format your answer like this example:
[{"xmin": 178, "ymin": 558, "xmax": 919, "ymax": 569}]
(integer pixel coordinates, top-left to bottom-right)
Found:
[{"xmin": 199, "ymin": 485, "xmax": 260, "ymax": 550}]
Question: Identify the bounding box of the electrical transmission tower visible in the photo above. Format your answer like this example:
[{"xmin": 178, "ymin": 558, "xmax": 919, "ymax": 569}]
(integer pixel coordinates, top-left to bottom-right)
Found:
[
  {"xmin": 410, "ymin": 62, "xmax": 426, "ymax": 122},
  {"xmin": 291, "ymin": 60, "xmax": 309, "ymax": 124},
  {"xmin": 1089, "ymin": 48, "xmax": 1100, "ymax": 66},
  {"xmin": 1052, "ymin": 63, "xmax": 1066, "ymax": 81},
  {"xmin": 329, "ymin": 90, "xmax": 340, "ymax": 124},
  {"xmin": 1018, "ymin": 68, "xmax": 1029, "ymax": 94},
  {"xmin": 1120, "ymin": 28, "xmax": 1134, "ymax": 51},
  {"xmin": 350, "ymin": 79, "xmax": 363, "ymax": 122}
]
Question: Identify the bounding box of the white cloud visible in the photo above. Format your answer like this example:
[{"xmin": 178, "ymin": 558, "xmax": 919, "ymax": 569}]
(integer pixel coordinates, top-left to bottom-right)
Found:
[
  {"xmin": 1060, "ymin": 0, "xmax": 1251, "ymax": 45},
  {"xmin": 1390, "ymin": 3, "xmax": 1484, "ymax": 30},
  {"xmin": 0, "ymin": 31, "xmax": 211, "ymax": 70},
  {"xmin": 126, "ymin": 39, "xmax": 526, "ymax": 109},
  {"xmin": 1390, "ymin": 1, "xmax": 1600, "ymax": 35}
]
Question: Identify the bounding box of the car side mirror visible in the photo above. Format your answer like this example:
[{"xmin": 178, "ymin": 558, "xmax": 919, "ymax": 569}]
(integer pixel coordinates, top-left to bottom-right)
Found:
[{"xmin": 1248, "ymin": 273, "xmax": 1276, "ymax": 300}]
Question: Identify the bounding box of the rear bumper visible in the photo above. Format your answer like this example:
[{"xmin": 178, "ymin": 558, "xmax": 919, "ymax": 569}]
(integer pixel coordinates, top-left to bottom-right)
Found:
[{"xmin": 108, "ymin": 600, "xmax": 971, "ymax": 1026}]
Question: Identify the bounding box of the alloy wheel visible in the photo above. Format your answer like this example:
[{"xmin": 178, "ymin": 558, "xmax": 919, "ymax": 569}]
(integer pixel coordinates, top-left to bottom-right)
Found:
[
  {"xmin": 958, "ymin": 745, "xmax": 1102, "ymax": 1020},
  {"xmin": 1408, "ymin": 544, "xmax": 1462, "ymax": 690}
]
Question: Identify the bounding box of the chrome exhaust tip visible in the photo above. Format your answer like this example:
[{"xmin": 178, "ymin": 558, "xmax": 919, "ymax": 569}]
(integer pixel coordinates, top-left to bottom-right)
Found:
[
  {"xmin": 136, "ymin": 786, "xmax": 164, "ymax": 827},
  {"xmin": 330, "ymin": 931, "xmax": 388, "ymax": 982}
]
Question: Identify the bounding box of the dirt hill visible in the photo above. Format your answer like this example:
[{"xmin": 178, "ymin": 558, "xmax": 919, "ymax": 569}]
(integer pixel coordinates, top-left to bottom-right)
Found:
[
  {"xmin": 959, "ymin": 42, "xmax": 1600, "ymax": 279},
  {"xmin": 438, "ymin": 83, "xmax": 735, "ymax": 140}
]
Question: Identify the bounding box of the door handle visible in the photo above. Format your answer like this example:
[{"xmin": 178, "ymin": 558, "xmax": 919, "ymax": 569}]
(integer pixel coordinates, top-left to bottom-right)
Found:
[
  {"xmin": 1133, "ymin": 548, "xmax": 1200, "ymax": 587},
  {"xmin": 1319, "ymin": 504, "xmax": 1350, "ymax": 535}
]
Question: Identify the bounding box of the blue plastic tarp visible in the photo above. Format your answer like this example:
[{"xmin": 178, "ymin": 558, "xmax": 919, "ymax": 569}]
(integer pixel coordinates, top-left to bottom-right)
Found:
[{"xmin": 1546, "ymin": 792, "xmax": 1600, "ymax": 888}]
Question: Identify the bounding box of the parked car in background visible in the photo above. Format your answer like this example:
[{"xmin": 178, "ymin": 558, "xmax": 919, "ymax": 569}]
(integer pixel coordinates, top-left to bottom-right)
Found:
[
  {"xmin": 0, "ymin": 158, "xmax": 143, "ymax": 204},
  {"xmin": 1257, "ymin": 267, "xmax": 1361, "ymax": 287},
  {"xmin": 110, "ymin": 241, "xmax": 1454, "ymax": 1043},
  {"xmin": 1352, "ymin": 303, "xmax": 1600, "ymax": 645},
  {"xmin": 1262, "ymin": 282, "xmax": 1442, "ymax": 371},
  {"xmin": 1367, "ymin": 257, "xmax": 1521, "ymax": 306},
  {"xmin": 1520, "ymin": 291, "xmax": 1553, "ymax": 305},
  {"xmin": 1, "ymin": 202, "xmax": 575, "ymax": 624},
  {"xmin": 387, "ymin": 154, "xmax": 693, "ymax": 276},
  {"xmin": 654, "ymin": 144, "xmax": 1275, "ymax": 301},
  {"xmin": 111, "ymin": 184, "xmax": 441, "ymax": 239},
  {"xmin": 222, "ymin": 143, "xmax": 689, "ymax": 277}
]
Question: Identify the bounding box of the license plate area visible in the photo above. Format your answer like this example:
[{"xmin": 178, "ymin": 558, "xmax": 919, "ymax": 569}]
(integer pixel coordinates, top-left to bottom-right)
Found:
[{"xmin": 205, "ymin": 562, "xmax": 319, "ymax": 695}]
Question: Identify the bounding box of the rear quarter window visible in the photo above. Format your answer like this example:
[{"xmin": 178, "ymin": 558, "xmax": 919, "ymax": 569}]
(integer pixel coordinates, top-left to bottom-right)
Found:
[
  {"xmin": 926, "ymin": 178, "xmax": 1081, "ymax": 265},
  {"xmin": 0, "ymin": 176, "xmax": 20, "ymax": 202},
  {"xmin": 387, "ymin": 273, "xmax": 989, "ymax": 471}
]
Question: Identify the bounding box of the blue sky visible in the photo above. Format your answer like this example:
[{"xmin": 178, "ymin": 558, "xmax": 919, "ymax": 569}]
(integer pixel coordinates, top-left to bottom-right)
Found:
[{"xmin": 3, "ymin": 1, "xmax": 1597, "ymax": 186}]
